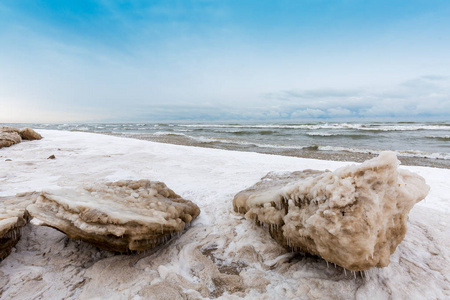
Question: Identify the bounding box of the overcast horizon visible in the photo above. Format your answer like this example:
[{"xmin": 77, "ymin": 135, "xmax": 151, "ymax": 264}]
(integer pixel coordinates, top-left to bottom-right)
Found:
[{"xmin": 1, "ymin": 1, "xmax": 450, "ymax": 123}]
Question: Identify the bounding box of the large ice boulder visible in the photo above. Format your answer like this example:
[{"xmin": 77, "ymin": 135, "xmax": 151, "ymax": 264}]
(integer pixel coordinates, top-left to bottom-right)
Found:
[
  {"xmin": 0, "ymin": 193, "xmax": 37, "ymax": 260},
  {"xmin": 0, "ymin": 126, "xmax": 42, "ymax": 149},
  {"xmin": 19, "ymin": 127, "xmax": 42, "ymax": 141},
  {"xmin": 27, "ymin": 180, "xmax": 200, "ymax": 252},
  {"xmin": 233, "ymin": 152, "xmax": 429, "ymax": 271},
  {"xmin": 0, "ymin": 127, "xmax": 22, "ymax": 149}
]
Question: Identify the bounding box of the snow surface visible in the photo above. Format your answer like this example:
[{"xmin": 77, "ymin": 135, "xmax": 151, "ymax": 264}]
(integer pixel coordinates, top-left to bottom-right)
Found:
[{"xmin": 0, "ymin": 130, "xmax": 449, "ymax": 299}]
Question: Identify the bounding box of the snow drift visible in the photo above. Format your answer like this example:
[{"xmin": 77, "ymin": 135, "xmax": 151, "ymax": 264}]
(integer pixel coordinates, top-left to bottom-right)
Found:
[{"xmin": 233, "ymin": 152, "xmax": 430, "ymax": 271}]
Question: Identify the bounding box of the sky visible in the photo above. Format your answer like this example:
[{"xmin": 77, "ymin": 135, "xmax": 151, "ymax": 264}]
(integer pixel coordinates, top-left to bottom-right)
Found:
[{"xmin": 1, "ymin": 0, "xmax": 450, "ymax": 123}]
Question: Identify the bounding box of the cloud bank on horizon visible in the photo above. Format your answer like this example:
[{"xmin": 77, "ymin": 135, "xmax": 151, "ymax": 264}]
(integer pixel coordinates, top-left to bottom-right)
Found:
[{"xmin": 1, "ymin": 0, "xmax": 449, "ymax": 122}]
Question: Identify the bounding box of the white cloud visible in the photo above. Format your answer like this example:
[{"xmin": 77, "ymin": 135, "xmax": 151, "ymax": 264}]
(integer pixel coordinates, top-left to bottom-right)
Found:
[
  {"xmin": 327, "ymin": 107, "xmax": 353, "ymax": 117},
  {"xmin": 255, "ymin": 76, "xmax": 450, "ymax": 120}
]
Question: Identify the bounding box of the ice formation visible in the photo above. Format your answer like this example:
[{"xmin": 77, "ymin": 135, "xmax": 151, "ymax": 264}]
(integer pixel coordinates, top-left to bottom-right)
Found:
[
  {"xmin": 0, "ymin": 126, "xmax": 42, "ymax": 149},
  {"xmin": 0, "ymin": 193, "xmax": 37, "ymax": 260},
  {"xmin": 27, "ymin": 180, "xmax": 200, "ymax": 252},
  {"xmin": 233, "ymin": 151, "xmax": 430, "ymax": 271}
]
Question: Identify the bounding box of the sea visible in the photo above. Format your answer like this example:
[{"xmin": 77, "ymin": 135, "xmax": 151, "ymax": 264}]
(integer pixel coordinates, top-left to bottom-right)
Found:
[{"xmin": 6, "ymin": 121, "xmax": 450, "ymax": 168}]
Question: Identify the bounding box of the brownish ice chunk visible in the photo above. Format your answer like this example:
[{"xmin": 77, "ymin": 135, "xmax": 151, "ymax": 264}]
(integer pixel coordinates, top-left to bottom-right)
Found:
[
  {"xmin": 0, "ymin": 126, "xmax": 42, "ymax": 149},
  {"xmin": 0, "ymin": 192, "xmax": 38, "ymax": 260},
  {"xmin": 19, "ymin": 127, "xmax": 42, "ymax": 141},
  {"xmin": 27, "ymin": 180, "xmax": 201, "ymax": 252},
  {"xmin": 233, "ymin": 152, "xmax": 429, "ymax": 271}
]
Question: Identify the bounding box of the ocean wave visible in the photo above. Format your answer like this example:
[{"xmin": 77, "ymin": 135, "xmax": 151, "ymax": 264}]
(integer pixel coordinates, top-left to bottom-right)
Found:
[
  {"xmin": 425, "ymin": 135, "xmax": 450, "ymax": 141},
  {"xmin": 176, "ymin": 123, "xmax": 450, "ymax": 131},
  {"xmin": 318, "ymin": 146, "xmax": 450, "ymax": 160},
  {"xmin": 357, "ymin": 125, "xmax": 450, "ymax": 131},
  {"xmin": 306, "ymin": 132, "xmax": 335, "ymax": 137},
  {"xmin": 306, "ymin": 132, "xmax": 370, "ymax": 138},
  {"xmin": 230, "ymin": 130, "xmax": 278, "ymax": 136},
  {"xmin": 182, "ymin": 135, "xmax": 306, "ymax": 149},
  {"xmin": 182, "ymin": 134, "xmax": 450, "ymax": 160},
  {"xmin": 152, "ymin": 131, "xmax": 187, "ymax": 137}
]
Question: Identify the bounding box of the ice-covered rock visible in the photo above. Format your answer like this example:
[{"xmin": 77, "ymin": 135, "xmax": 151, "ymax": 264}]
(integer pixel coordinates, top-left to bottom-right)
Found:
[
  {"xmin": 0, "ymin": 192, "xmax": 38, "ymax": 260},
  {"xmin": 233, "ymin": 152, "xmax": 430, "ymax": 271},
  {"xmin": 0, "ymin": 126, "xmax": 42, "ymax": 149},
  {"xmin": 0, "ymin": 127, "xmax": 22, "ymax": 149},
  {"xmin": 27, "ymin": 180, "xmax": 201, "ymax": 252},
  {"xmin": 19, "ymin": 127, "xmax": 43, "ymax": 141}
]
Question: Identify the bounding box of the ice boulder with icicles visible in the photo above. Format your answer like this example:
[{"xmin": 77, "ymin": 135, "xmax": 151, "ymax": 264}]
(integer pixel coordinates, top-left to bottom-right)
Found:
[
  {"xmin": 27, "ymin": 180, "xmax": 200, "ymax": 252},
  {"xmin": 233, "ymin": 151, "xmax": 430, "ymax": 271},
  {"xmin": 0, "ymin": 193, "xmax": 38, "ymax": 260}
]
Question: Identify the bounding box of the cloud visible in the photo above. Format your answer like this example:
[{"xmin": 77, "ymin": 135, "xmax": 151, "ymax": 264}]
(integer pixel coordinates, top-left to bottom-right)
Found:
[
  {"xmin": 420, "ymin": 75, "xmax": 448, "ymax": 81},
  {"xmin": 100, "ymin": 75, "xmax": 450, "ymax": 121},
  {"xmin": 253, "ymin": 76, "xmax": 450, "ymax": 120}
]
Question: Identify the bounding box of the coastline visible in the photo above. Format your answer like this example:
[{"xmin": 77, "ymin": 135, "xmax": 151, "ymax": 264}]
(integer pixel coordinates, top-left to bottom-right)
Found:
[
  {"xmin": 1, "ymin": 129, "xmax": 449, "ymax": 299},
  {"xmin": 4, "ymin": 121, "xmax": 450, "ymax": 169},
  {"xmin": 115, "ymin": 132, "xmax": 450, "ymax": 169}
]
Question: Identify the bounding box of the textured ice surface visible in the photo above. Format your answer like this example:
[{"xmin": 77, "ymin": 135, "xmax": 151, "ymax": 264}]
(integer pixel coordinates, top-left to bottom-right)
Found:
[
  {"xmin": 233, "ymin": 152, "xmax": 430, "ymax": 271},
  {"xmin": 0, "ymin": 193, "xmax": 37, "ymax": 260},
  {"xmin": 1, "ymin": 130, "xmax": 448, "ymax": 299},
  {"xmin": 27, "ymin": 180, "xmax": 200, "ymax": 252}
]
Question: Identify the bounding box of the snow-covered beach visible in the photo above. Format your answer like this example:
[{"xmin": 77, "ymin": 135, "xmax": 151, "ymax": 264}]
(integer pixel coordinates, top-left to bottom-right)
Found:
[{"xmin": 1, "ymin": 130, "xmax": 449, "ymax": 299}]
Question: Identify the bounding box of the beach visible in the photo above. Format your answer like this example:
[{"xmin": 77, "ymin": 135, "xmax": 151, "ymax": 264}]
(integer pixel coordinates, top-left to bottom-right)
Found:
[
  {"xmin": 1, "ymin": 129, "xmax": 449, "ymax": 299},
  {"xmin": 12, "ymin": 121, "xmax": 450, "ymax": 169}
]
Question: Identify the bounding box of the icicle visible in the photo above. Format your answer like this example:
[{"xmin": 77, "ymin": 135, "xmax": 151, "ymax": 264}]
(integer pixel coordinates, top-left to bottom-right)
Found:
[
  {"xmin": 326, "ymin": 260, "xmax": 329, "ymax": 268},
  {"xmin": 344, "ymin": 269, "xmax": 347, "ymax": 276}
]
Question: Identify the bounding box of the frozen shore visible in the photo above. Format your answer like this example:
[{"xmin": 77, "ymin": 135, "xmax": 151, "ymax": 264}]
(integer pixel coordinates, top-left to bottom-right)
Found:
[{"xmin": 0, "ymin": 130, "xmax": 449, "ymax": 299}]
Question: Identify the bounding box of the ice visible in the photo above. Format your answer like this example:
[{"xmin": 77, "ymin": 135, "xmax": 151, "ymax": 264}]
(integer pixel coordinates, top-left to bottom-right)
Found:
[
  {"xmin": 0, "ymin": 126, "xmax": 42, "ymax": 149},
  {"xmin": 233, "ymin": 152, "xmax": 429, "ymax": 271},
  {"xmin": 0, "ymin": 130, "xmax": 448, "ymax": 299},
  {"xmin": 27, "ymin": 180, "xmax": 200, "ymax": 252},
  {"xmin": 0, "ymin": 192, "xmax": 38, "ymax": 260}
]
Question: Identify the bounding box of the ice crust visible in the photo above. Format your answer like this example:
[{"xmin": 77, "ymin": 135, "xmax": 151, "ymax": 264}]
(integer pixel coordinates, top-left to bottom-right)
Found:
[
  {"xmin": 27, "ymin": 180, "xmax": 200, "ymax": 252},
  {"xmin": 233, "ymin": 152, "xmax": 430, "ymax": 271},
  {"xmin": 0, "ymin": 193, "xmax": 37, "ymax": 260}
]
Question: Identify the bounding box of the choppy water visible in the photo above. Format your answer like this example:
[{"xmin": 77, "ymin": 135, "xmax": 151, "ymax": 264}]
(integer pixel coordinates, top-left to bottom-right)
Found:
[{"xmin": 6, "ymin": 121, "xmax": 450, "ymax": 168}]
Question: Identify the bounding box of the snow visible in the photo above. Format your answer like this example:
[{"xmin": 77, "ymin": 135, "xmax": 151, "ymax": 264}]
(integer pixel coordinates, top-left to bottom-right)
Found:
[{"xmin": 0, "ymin": 129, "xmax": 449, "ymax": 299}]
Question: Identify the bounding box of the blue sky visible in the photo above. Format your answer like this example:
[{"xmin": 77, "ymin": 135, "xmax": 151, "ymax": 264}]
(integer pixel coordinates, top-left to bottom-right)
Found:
[{"xmin": 1, "ymin": 0, "xmax": 449, "ymax": 122}]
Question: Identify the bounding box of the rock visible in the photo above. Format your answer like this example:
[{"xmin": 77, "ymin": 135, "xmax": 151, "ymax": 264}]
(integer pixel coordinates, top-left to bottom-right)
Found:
[
  {"xmin": 233, "ymin": 152, "xmax": 430, "ymax": 271},
  {"xmin": 27, "ymin": 180, "xmax": 201, "ymax": 252},
  {"xmin": 0, "ymin": 126, "xmax": 41, "ymax": 149},
  {"xmin": 47, "ymin": 155, "xmax": 56, "ymax": 159},
  {"xmin": 0, "ymin": 192, "xmax": 38, "ymax": 260},
  {"xmin": 19, "ymin": 127, "xmax": 42, "ymax": 140}
]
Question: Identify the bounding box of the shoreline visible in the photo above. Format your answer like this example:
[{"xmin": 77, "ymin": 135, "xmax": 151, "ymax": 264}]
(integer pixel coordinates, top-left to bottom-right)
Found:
[{"xmin": 99, "ymin": 131, "xmax": 450, "ymax": 169}]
